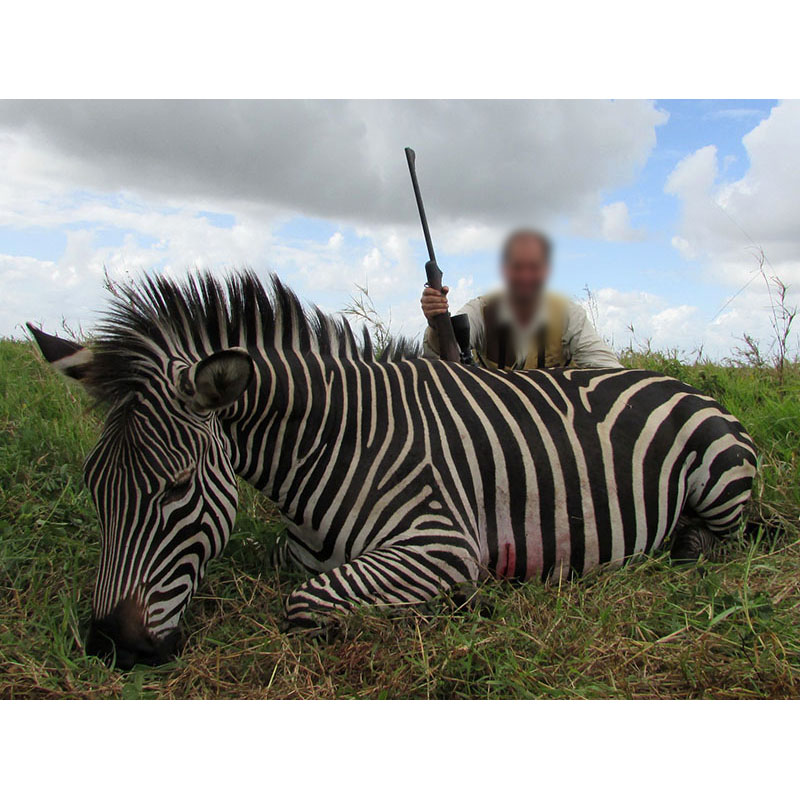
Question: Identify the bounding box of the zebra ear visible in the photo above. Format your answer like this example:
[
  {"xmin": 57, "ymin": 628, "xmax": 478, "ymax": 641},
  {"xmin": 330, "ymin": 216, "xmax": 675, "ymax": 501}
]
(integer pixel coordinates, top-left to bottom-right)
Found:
[
  {"xmin": 27, "ymin": 323, "xmax": 94, "ymax": 384},
  {"xmin": 179, "ymin": 348, "xmax": 255, "ymax": 413}
]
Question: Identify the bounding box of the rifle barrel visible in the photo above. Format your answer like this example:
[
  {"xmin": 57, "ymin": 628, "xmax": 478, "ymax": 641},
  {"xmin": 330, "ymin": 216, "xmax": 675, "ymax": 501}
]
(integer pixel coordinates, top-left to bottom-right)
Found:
[
  {"xmin": 404, "ymin": 146, "xmax": 461, "ymax": 363},
  {"xmin": 404, "ymin": 148, "xmax": 436, "ymax": 263}
]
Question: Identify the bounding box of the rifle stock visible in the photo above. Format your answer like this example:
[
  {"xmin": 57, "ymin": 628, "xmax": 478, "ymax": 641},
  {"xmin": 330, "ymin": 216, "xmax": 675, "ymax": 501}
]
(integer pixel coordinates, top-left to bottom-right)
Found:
[
  {"xmin": 405, "ymin": 147, "xmax": 461, "ymax": 363},
  {"xmin": 425, "ymin": 262, "xmax": 461, "ymax": 362}
]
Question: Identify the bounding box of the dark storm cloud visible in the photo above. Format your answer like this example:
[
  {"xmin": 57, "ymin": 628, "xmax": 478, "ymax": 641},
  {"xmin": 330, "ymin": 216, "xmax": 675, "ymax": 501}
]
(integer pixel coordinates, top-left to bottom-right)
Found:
[{"xmin": 0, "ymin": 100, "xmax": 666, "ymax": 226}]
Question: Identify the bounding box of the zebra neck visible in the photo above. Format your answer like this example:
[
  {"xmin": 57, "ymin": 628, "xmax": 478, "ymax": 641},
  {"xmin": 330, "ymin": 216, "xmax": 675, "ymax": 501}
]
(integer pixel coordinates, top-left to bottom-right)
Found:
[{"xmin": 222, "ymin": 351, "xmax": 351, "ymax": 512}]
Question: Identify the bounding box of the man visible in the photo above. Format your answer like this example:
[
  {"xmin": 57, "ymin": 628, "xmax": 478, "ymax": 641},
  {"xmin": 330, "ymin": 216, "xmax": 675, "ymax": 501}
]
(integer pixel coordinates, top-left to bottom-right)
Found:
[{"xmin": 421, "ymin": 228, "xmax": 622, "ymax": 370}]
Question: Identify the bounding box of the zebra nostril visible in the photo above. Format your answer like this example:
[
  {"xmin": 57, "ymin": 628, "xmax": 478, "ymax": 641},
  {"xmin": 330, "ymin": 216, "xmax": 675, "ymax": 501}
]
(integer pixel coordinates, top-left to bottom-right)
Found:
[{"xmin": 86, "ymin": 602, "xmax": 180, "ymax": 669}]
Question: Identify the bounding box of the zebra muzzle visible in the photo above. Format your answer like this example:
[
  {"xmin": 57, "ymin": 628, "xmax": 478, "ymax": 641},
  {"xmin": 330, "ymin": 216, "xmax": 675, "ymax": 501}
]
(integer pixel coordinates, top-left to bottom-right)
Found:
[{"xmin": 86, "ymin": 599, "xmax": 183, "ymax": 669}]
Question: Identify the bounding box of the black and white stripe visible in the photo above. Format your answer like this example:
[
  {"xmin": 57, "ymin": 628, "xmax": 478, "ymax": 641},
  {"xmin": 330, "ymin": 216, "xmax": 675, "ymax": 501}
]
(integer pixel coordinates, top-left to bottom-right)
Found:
[{"xmin": 237, "ymin": 346, "xmax": 755, "ymax": 627}]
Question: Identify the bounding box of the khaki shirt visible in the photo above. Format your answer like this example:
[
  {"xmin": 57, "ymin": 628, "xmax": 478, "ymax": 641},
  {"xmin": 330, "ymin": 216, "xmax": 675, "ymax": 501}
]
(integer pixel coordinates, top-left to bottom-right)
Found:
[{"xmin": 423, "ymin": 291, "xmax": 623, "ymax": 370}]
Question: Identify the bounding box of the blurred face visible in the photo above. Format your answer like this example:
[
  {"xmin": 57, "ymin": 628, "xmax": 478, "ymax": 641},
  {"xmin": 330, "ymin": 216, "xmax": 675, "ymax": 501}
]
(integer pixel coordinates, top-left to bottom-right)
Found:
[{"xmin": 501, "ymin": 234, "xmax": 551, "ymax": 306}]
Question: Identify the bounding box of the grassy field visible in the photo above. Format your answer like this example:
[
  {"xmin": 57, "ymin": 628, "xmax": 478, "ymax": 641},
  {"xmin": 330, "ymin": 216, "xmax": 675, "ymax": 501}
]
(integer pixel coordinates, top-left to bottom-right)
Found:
[{"xmin": 1, "ymin": 338, "xmax": 798, "ymax": 699}]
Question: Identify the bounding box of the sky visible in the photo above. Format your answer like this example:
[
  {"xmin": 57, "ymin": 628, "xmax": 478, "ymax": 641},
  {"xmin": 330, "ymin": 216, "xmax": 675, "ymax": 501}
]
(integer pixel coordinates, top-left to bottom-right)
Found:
[{"xmin": 0, "ymin": 99, "xmax": 797, "ymax": 359}]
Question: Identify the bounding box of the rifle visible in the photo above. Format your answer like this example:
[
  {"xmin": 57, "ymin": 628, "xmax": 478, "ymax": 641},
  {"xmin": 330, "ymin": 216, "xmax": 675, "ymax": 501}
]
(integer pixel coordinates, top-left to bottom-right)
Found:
[{"xmin": 404, "ymin": 147, "xmax": 473, "ymax": 365}]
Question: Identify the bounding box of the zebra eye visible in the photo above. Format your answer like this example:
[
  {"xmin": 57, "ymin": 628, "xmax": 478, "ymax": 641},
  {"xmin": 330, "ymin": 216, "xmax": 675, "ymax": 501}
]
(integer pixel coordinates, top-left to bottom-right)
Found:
[{"xmin": 161, "ymin": 470, "xmax": 194, "ymax": 502}]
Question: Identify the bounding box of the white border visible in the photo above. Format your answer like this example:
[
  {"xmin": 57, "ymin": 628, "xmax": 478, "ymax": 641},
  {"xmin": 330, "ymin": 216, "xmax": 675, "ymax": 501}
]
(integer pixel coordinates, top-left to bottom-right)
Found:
[
  {"xmin": 2, "ymin": 700, "xmax": 796, "ymax": 796},
  {"xmin": 1, "ymin": 0, "xmax": 796, "ymax": 98}
]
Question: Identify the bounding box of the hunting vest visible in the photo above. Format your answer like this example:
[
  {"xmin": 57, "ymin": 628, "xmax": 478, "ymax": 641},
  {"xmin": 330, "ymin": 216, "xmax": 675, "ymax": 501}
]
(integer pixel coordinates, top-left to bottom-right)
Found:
[{"xmin": 479, "ymin": 292, "xmax": 570, "ymax": 370}]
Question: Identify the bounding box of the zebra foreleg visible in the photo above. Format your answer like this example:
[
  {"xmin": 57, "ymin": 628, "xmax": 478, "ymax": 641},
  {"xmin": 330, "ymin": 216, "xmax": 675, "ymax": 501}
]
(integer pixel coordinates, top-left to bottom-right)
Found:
[
  {"xmin": 670, "ymin": 523, "xmax": 718, "ymax": 563},
  {"xmin": 281, "ymin": 539, "xmax": 480, "ymax": 635},
  {"xmin": 270, "ymin": 530, "xmax": 313, "ymax": 573},
  {"xmin": 270, "ymin": 531, "xmax": 295, "ymax": 571}
]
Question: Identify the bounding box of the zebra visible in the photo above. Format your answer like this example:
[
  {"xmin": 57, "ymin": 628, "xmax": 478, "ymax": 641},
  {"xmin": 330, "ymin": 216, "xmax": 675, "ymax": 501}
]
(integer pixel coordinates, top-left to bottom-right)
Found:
[{"xmin": 28, "ymin": 271, "xmax": 757, "ymax": 668}]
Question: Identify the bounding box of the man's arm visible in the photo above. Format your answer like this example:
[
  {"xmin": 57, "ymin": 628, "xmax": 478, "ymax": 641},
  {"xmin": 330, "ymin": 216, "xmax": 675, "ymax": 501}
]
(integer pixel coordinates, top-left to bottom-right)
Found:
[
  {"xmin": 423, "ymin": 294, "xmax": 484, "ymax": 359},
  {"xmin": 563, "ymin": 300, "xmax": 623, "ymax": 369}
]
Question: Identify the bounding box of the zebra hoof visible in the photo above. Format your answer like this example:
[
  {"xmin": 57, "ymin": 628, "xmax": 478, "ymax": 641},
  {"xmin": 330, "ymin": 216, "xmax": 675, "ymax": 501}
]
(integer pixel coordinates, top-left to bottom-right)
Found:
[{"xmin": 670, "ymin": 524, "xmax": 717, "ymax": 564}]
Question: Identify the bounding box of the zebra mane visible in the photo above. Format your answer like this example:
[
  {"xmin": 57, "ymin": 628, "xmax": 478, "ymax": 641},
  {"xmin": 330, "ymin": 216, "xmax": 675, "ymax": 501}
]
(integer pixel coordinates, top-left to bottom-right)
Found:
[{"xmin": 86, "ymin": 270, "xmax": 420, "ymax": 405}]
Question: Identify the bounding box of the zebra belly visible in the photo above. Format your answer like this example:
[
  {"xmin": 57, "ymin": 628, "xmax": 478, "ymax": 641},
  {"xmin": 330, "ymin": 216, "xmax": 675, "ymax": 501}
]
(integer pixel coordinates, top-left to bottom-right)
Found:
[
  {"xmin": 482, "ymin": 436, "xmax": 753, "ymax": 581},
  {"xmin": 476, "ymin": 441, "xmax": 698, "ymax": 582},
  {"xmin": 455, "ymin": 370, "xmax": 754, "ymax": 581}
]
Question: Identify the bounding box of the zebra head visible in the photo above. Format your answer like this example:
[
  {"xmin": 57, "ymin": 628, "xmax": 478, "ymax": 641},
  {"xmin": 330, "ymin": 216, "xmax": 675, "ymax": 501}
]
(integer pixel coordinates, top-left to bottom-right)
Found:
[{"xmin": 28, "ymin": 323, "xmax": 254, "ymax": 669}]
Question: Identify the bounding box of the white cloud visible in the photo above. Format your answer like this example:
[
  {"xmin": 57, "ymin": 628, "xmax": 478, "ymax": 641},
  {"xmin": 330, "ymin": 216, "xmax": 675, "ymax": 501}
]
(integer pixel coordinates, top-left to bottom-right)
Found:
[
  {"xmin": 585, "ymin": 285, "xmax": 796, "ymax": 360},
  {"xmin": 436, "ymin": 223, "xmax": 504, "ymax": 256},
  {"xmin": 2, "ymin": 253, "xmax": 92, "ymax": 336},
  {"xmin": 570, "ymin": 199, "xmax": 645, "ymax": 243},
  {"xmin": 663, "ymin": 101, "xmax": 800, "ymax": 358},
  {"xmin": 670, "ymin": 235, "xmax": 695, "ymax": 259},
  {"xmin": 0, "ymin": 101, "xmax": 670, "ymax": 337},
  {"xmin": 666, "ymin": 101, "xmax": 800, "ymax": 289},
  {"xmin": 600, "ymin": 201, "xmax": 643, "ymax": 242},
  {"xmin": 665, "ymin": 145, "xmax": 718, "ymax": 198},
  {"xmin": 0, "ymin": 100, "xmax": 666, "ymax": 231}
]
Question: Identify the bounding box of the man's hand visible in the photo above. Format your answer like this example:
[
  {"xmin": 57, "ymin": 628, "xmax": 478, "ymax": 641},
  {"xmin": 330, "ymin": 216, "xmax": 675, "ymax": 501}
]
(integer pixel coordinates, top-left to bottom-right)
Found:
[{"xmin": 421, "ymin": 285, "xmax": 449, "ymax": 323}]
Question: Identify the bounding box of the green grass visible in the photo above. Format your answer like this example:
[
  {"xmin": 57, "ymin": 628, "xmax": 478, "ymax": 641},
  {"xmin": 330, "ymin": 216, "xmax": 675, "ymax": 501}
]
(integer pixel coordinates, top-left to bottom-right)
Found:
[{"xmin": 1, "ymin": 338, "xmax": 798, "ymax": 698}]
